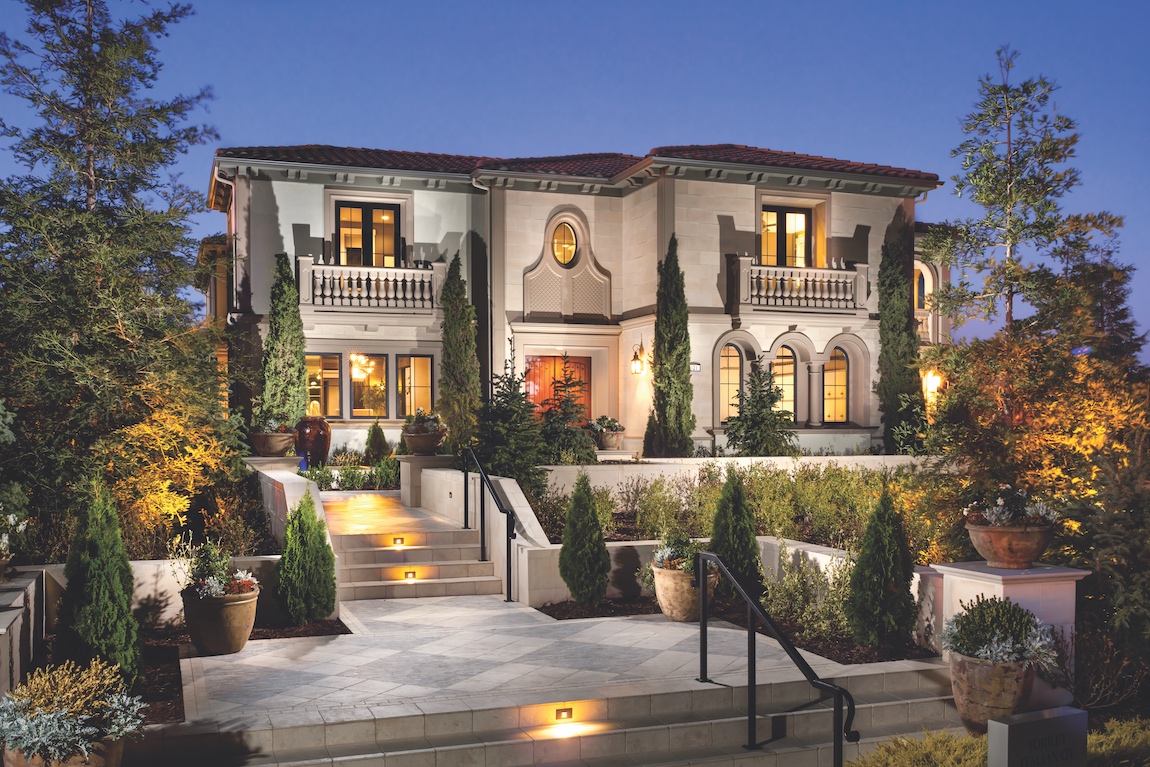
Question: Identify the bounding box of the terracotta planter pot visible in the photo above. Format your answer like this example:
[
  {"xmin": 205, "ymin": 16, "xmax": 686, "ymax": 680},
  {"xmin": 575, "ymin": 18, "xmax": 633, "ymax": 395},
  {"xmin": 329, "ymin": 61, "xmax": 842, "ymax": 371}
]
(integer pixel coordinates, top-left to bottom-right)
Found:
[
  {"xmin": 250, "ymin": 431, "xmax": 296, "ymax": 457},
  {"xmin": 295, "ymin": 416, "xmax": 331, "ymax": 468},
  {"xmin": 949, "ymin": 651, "xmax": 1035, "ymax": 734},
  {"xmin": 966, "ymin": 523, "xmax": 1054, "ymax": 569},
  {"xmin": 4, "ymin": 738, "xmax": 124, "ymax": 767},
  {"xmin": 596, "ymin": 430, "xmax": 625, "ymax": 450},
  {"xmin": 652, "ymin": 565, "xmax": 718, "ymax": 622},
  {"xmin": 403, "ymin": 429, "xmax": 447, "ymax": 456},
  {"xmin": 182, "ymin": 588, "xmax": 259, "ymax": 656}
]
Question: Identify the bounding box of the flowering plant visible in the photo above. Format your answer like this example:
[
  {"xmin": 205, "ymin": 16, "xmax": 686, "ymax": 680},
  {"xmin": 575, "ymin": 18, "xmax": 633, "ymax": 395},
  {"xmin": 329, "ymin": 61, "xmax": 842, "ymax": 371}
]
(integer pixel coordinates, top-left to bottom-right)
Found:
[
  {"xmin": 402, "ymin": 408, "xmax": 445, "ymax": 435},
  {"xmin": 589, "ymin": 415, "xmax": 624, "ymax": 433},
  {"xmin": 0, "ymin": 501, "xmax": 29, "ymax": 558},
  {"xmin": 961, "ymin": 485, "xmax": 1058, "ymax": 527},
  {"xmin": 171, "ymin": 538, "xmax": 259, "ymax": 599}
]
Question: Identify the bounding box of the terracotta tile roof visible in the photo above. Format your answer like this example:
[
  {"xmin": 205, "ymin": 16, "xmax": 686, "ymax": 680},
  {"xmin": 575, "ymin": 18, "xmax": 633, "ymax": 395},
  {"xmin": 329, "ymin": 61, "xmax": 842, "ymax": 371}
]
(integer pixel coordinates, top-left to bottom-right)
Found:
[
  {"xmin": 215, "ymin": 145, "xmax": 485, "ymax": 175},
  {"xmin": 476, "ymin": 153, "xmax": 645, "ymax": 179},
  {"xmin": 649, "ymin": 144, "xmax": 939, "ymax": 183}
]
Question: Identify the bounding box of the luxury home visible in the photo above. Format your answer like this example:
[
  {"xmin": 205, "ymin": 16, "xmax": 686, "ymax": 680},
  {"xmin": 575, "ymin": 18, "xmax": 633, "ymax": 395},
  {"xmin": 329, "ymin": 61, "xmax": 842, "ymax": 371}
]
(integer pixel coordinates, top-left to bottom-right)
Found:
[{"xmin": 204, "ymin": 142, "xmax": 947, "ymax": 454}]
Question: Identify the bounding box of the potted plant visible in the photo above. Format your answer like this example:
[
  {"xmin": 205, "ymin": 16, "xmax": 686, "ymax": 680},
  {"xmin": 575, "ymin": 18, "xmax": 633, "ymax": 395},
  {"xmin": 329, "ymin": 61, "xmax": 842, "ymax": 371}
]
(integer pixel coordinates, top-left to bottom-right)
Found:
[
  {"xmin": 641, "ymin": 532, "xmax": 717, "ymax": 622},
  {"xmin": 401, "ymin": 408, "xmax": 448, "ymax": 456},
  {"xmin": 174, "ymin": 539, "xmax": 260, "ymax": 656},
  {"xmin": 0, "ymin": 659, "xmax": 146, "ymax": 767},
  {"xmin": 962, "ymin": 485, "xmax": 1058, "ymax": 569},
  {"xmin": 940, "ymin": 595, "xmax": 1058, "ymax": 734},
  {"xmin": 250, "ymin": 418, "xmax": 296, "ymax": 458},
  {"xmin": 588, "ymin": 415, "xmax": 625, "ymax": 450}
]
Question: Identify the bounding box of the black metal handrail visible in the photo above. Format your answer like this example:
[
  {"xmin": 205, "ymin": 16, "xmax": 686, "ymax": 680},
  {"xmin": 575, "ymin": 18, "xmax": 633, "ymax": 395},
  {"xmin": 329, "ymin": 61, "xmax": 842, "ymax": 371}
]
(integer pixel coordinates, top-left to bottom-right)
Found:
[
  {"xmin": 461, "ymin": 447, "xmax": 516, "ymax": 602},
  {"xmin": 694, "ymin": 551, "xmax": 859, "ymax": 766}
]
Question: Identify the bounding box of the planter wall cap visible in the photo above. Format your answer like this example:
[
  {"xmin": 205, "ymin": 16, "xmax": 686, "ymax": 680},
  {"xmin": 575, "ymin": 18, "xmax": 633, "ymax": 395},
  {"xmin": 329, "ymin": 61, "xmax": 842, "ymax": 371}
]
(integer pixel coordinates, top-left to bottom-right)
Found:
[{"xmin": 932, "ymin": 562, "xmax": 1090, "ymax": 584}]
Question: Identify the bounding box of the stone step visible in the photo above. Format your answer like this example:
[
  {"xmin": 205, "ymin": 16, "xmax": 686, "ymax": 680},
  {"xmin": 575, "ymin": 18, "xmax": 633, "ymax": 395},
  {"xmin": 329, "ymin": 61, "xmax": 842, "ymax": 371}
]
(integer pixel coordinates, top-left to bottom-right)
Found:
[
  {"xmin": 338, "ymin": 543, "xmax": 483, "ymax": 566},
  {"xmin": 338, "ymin": 575, "xmax": 504, "ymax": 600},
  {"xmin": 338, "ymin": 560, "xmax": 496, "ymax": 583},
  {"xmin": 127, "ymin": 663, "xmax": 955, "ymax": 766},
  {"xmin": 329, "ymin": 529, "xmax": 480, "ymax": 551}
]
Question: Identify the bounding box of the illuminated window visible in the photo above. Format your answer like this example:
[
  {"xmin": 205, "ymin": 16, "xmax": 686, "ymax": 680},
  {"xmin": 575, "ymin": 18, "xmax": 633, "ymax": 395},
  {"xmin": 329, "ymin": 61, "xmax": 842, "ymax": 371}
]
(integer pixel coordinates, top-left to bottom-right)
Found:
[
  {"xmin": 307, "ymin": 354, "xmax": 341, "ymax": 418},
  {"xmin": 350, "ymin": 353, "xmax": 388, "ymax": 418},
  {"xmin": 397, "ymin": 356, "xmax": 433, "ymax": 418},
  {"xmin": 719, "ymin": 344, "xmax": 742, "ymax": 423},
  {"xmin": 552, "ymin": 222, "xmax": 576, "ymax": 266},
  {"xmin": 772, "ymin": 346, "xmax": 796, "ymax": 422},
  {"xmin": 761, "ymin": 207, "xmax": 811, "ymax": 268},
  {"xmin": 823, "ymin": 348, "xmax": 848, "ymax": 424},
  {"xmin": 915, "ymin": 269, "xmax": 926, "ymax": 310},
  {"xmin": 337, "ymin": 201, "xmax": 399, "ymax": 268}
]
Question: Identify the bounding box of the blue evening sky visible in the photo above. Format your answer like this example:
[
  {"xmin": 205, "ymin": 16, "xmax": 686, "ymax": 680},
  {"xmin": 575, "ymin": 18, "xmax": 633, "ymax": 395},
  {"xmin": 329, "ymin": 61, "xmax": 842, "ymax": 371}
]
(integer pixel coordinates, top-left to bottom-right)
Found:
[{"xmin": 3, "ymin": 0, "xmax": 1147, "ymax": 351}]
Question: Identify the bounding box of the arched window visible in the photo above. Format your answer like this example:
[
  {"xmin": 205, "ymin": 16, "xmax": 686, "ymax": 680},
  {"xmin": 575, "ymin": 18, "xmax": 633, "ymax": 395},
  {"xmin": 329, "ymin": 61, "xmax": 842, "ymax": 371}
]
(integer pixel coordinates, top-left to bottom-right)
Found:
[
  {"xmin": 771, "ymin": 346, "xmax": 796, "ymax": 423},
  {"xmin": 823, "ymin": 347, "xmax": 848, "ymax": 424},
  {"xmin": 719, "ymin": 344, "xmax": 742, "ymax": 423},
  {"xmin": 914, "ymin": 268, "xmax": 926, "ymax": 310}
]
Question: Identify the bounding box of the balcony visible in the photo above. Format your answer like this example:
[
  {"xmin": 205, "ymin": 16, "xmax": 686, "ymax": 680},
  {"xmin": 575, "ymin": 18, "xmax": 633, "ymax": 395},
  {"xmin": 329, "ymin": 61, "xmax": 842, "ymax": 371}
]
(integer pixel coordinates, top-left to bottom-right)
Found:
[
  {"xmin": 297, "ymin": 256, "xmax": 445, "ymax": 312},
  {"xmin": 736, "ymin": 256, "xmax": 869, "ymax": 313}
]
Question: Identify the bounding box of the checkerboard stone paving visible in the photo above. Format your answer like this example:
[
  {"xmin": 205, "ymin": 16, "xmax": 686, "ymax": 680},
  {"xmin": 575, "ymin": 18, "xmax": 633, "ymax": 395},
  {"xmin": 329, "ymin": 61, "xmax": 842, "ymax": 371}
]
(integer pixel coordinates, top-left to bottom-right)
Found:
[{"xmin": 185, "ymin": 595, "xmax": 841, "ymax": 719}]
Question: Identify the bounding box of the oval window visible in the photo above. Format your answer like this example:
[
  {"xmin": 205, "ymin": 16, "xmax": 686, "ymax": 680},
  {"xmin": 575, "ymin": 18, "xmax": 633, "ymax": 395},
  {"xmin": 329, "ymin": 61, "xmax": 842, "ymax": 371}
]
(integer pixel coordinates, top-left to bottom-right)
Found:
[{"xmin": 552, "ymin": 222, "xmax": 576, "ymax": 266}]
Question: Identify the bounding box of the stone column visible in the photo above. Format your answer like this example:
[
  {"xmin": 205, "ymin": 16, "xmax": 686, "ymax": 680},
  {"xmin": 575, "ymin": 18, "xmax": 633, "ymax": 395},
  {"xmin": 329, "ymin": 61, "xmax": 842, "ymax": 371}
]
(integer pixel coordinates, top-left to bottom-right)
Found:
[
  {"xmin": 396, "ymin": 455, "xmax": 456, "ymax": 508},
  {"xmin": 806, "ymin": 361, "xmax": 824, "ymax": 427}
]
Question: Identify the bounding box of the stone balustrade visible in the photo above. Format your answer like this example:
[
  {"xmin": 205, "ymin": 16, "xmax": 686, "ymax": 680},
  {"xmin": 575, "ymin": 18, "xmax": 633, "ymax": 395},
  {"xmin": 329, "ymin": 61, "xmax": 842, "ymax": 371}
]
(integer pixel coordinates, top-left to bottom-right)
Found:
[
  {"xmin": 738, "ymin": 257, "xmax": 868, "ymax": 312},
  {"xmin": 297, "ymin": 256, "xmax": 445, "ymax": 311}
]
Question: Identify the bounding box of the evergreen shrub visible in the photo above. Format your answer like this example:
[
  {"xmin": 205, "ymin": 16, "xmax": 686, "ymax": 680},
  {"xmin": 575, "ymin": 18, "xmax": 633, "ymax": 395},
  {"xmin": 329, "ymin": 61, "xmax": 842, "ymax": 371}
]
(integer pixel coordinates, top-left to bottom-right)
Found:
[
  {"xmin": 370, "ymin": 459, "xmax": 400, "ymax": 490},
  {"xmin": 558, "ymin": 474, "xmax": 611, "ymax": 606},
  {"xmin": 253, "ymin": 253, "xmax": 308, "ymax": 429},
  {"xmin": 276, "ymin": 490, "xmax": 336, "ymax": 625},
  {"xmin": 643, "ymin": 235, "xmax": 695, "ymax": 457},
  {"xmin": 723, "ymin": 359, "xmax": 798, "ymax": 457},
  {"xmin": 55, "ymin": 478, "xmax": 139, "ymax": 679},
  {"xmin": 709, "ymin": 468, "xmax": 763, "ymax": 597},
  {"xmin": 539, "ymin": 353, "xmax": 597, "ymax": 465},
  {"xmin": 363, "ymin": 422, "xmax": 391, "ymax": 465},
  {"xmin": 845, "ymin": 488, "xmax": 915, "ymax": 648},
  {"xmin": 476, "ymin": 354, "xmax": 546, "ymax": 499}
]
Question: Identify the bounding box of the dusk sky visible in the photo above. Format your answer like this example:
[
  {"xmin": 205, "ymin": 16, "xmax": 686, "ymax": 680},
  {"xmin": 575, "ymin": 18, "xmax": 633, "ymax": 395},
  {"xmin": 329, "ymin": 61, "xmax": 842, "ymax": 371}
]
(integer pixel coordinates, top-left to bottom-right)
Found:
[{"xmin": 2, "ymin": 0, "xmax": 1147, "ymax": 351}]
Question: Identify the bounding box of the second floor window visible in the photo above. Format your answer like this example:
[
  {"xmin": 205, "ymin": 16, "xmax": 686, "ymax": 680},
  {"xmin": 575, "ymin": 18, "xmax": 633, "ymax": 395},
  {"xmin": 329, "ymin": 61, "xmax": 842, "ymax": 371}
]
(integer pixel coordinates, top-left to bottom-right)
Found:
[
  {"xmin": 337, "ymin": 201, "xmax": 400, "ymax": 268},
  {"xmin": 761, "ymin": 206, "xmax": 811, "ymax": 268}
]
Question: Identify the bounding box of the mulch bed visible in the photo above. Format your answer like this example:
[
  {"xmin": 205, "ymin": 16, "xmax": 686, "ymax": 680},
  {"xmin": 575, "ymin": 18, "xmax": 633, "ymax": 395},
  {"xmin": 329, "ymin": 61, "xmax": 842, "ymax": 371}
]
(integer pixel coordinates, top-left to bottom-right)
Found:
[
  {"xmin": 129, "ymin": 619, "xmax": 350, "ymax": 725},
  {"xmin": 537, "ymin": 596, "xmax": 935, "ymax": 666}
]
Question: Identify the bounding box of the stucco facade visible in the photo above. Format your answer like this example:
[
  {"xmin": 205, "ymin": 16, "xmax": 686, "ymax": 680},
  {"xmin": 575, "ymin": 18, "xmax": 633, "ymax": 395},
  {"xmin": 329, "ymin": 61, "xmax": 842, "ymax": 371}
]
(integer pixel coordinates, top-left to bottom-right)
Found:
[{"xmin": 207, "ymin": 143, "xmax": 943, "ymax": 455}]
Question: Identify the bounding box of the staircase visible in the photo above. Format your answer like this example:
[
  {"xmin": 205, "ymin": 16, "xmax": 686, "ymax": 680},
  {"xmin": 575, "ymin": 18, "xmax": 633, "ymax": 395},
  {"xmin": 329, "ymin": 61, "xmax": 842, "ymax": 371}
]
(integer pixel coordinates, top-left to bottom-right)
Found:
[
  {"xmin": 128, "ymin": 661, "xmax": 961, "ymax": 766},
  {"xmin": 331, "ymin": 527, "xmax": 503, "ymax": 600}
]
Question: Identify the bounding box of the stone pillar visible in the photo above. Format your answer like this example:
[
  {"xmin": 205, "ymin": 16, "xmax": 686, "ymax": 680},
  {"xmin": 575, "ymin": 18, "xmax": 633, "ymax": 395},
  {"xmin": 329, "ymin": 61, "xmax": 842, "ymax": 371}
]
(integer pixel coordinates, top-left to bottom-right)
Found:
[
  {"xmin": 806, "ymin": 361, "xmax": 824, "ymax": 427},
  {"xmin": 396, "ymin": 455, "xmax": 456, "ymax": 508}
]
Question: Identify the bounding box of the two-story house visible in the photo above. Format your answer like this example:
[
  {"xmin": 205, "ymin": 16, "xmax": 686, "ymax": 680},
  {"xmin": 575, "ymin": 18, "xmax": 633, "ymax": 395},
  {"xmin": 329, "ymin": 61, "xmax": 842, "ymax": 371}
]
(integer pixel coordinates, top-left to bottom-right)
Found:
[{"xmin": 206, "ymin": 143, "xmax": 944, "ymax": 455}]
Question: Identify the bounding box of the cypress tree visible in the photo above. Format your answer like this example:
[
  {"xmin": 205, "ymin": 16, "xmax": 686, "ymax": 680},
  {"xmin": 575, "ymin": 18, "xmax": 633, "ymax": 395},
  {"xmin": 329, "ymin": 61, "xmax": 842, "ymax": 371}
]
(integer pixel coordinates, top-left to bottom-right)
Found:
[
  {"xmin": 845, "ymin": 487, "xmax": 915, "ymax": 649},
  {"xmin": 475, "ymin": 353, "xmax": 547, "ymax": 499},
  {"xmin": 55, "ymin": 477, "xmax": 139, "ymax": 679},
  {"xmin": 276, "ymin": 490, "xmax": 336, "ymax": 625},
  {"xmin": 643, "ymin": 235, "xmax": 696, "ymax": 457},
  {"xmin": 877, "ymin": 228, "xmax": 925, "ymax": 453},
  {"xmin": 253, "ymin": 253, "xmax": 308, "ymax": 429},
  {"xmin": 709, "ymin": 468, "xmax": 763, "ymax": 597},
  {"xmin": 435, "ymin": 254, "xmax": 482, "ymax": 453},
  {"xmin": 558, "ymin": 473, "xmax": 611, "ymax": 606}
]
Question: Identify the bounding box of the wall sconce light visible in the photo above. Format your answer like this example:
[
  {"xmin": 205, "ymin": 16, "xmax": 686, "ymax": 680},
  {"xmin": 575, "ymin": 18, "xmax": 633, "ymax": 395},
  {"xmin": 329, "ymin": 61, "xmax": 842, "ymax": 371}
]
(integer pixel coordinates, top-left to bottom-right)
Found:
[
  {"xmin": 393, "ymin": 537, "xmax": 404, "ymax": 546},
  {"xmin": 689, "ymin": 362, "xmax": 701, "ymax": 373},
  {"xmin": 555, "ymin": 707, "xmax": 572, "ymax": 721},
  {"xmin": 630, "ymin": 338, "xmax": 646, "ymax": 375},
  {"xmin": 404, "ymin": 571, "xmax": 416, "ymax": 580}
]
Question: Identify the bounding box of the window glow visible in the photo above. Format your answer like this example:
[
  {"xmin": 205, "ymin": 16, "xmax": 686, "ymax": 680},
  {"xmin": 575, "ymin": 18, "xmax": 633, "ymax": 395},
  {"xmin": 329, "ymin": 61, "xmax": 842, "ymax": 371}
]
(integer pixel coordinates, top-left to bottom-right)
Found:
[
  {"xmin": 351, "ymin": 353, "xmax": 387, "ymax": 418},
  {"xmin": 307, "ymin": 354, "xmax": 341, "ymax": 418},
  {"xmin": 761, "ymin": 207, "xmax": 811, "ymax": 267},
  {"xmin": 337, "ymin": 201, "xmax": 399, "ymax": 268},
  {"xmin": 823, "ymin": 348, "xmax": 848, "ymax": 423},
  {"xmin": 552, "ymin": 222, "xmax": 576, "ymax": 265},
  {"xmin": 772, "ymin": 346, "xmax": 796, "ymax": 422},
  {"xmin": 719, "ymin": 344, "xmax": 742, "ymax": 423},
  {"xmin": 398, "ymin": 356, "xmax": 433, "ymax": 418}
]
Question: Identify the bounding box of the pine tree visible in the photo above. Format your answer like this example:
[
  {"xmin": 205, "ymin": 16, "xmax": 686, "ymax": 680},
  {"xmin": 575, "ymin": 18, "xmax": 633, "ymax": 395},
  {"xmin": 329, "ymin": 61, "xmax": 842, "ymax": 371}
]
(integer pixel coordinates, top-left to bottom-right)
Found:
[
  {"xmin": 475, "ymin": 352, "xmax": 547, "ymax": 499},
  {"xmin": 877, "ymin": 228, "xmax": 926, "ymax": 454},
  {"xmin": 709, "ymin": 468, "xmax": 763, "ymax": 597},
  {"xmin": 363, "ymin": 421, "xmax": 390, "ymax": 465},
  {"xmin": 539, "ymin": 353, "xmax": 598, "ymax": 465},
  {"xmin": 643, "ymin": 235, "xmax": 696, "ymax": 457},
  {"xmin": 253, "ymin": 253, "xmax": 308, "ymax": 429},
  {"xmin": 435, "ymin": 254, "xmax": 482, "ymax": 453},
  {"xmin": 724, "ymin": 358, "xmax": 798, "ymax": 457},
  {"xmin": 558, "ymin": 473, "xmax": 611, "ymax": 606},
  {"xmin": 276, "ymin": 490, "xmax": 336, "ymax": 625},
  {"xmin": 845, "ymin": 488, "xmax": 915, "ymax": 649},
  {"xmin": 55, "ymin": 477, "xmax": 139, "ymax": 679}
]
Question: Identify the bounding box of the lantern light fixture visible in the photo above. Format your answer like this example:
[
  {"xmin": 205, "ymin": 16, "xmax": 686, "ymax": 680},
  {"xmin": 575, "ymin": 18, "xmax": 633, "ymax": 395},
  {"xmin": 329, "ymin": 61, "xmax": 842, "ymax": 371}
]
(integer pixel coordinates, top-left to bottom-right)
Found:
[{"xmin": 630, "ymin": 338, "xmax": 646, "ymax": 375}]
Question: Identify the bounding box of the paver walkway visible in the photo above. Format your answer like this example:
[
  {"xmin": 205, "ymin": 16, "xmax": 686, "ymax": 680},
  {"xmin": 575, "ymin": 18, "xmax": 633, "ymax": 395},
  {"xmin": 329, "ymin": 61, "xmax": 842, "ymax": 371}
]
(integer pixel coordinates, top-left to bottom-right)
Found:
[{"xmin": 182, "ymin": 595, "xmax": 846, "ymax": 722}]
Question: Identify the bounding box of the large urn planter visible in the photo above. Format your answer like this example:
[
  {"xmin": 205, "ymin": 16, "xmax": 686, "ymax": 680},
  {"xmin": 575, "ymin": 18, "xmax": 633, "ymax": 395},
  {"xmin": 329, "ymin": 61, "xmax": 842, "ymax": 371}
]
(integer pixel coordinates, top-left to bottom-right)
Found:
[
  {"xmin": 949, "ymin": 651, "xmax": 1035, "ymax": 734},
  {"xmin": 596, "ymin": 430, "xmax": 625, "ymax": 450},
  {"xmin": 966, "ymin": 523, "xmax": 1054, "ymax": 569},
  {"xmin": 403, "ymin": 429, "xmax": 447, "ymax": 456},
  {"xmin": 182, "ymin": 588, "xmax": 260, "ymax": 656},
  {"xmin": 250, "ymin": 431, "xmax": 296, "ymax": 457},
  {"xmin": 295, "ymin": 416, "xmax": 331, "ymax": 468},
  {"xmin": 652, "ymin": 565, "xmax": 718, "ymax": 622},
  {"xmin": 4, "ymin": 738, "xmax": 124, "ymax": 767}
]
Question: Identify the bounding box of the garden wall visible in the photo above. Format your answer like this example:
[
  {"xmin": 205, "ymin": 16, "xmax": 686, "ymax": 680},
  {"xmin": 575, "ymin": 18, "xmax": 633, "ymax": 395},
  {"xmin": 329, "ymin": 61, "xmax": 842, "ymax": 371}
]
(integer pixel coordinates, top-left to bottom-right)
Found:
[{"xmin": 0, "ymin": 572, "xmax": 41, "ymax": 695}]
